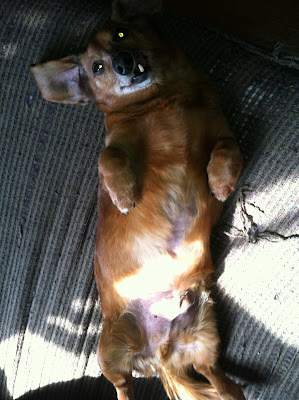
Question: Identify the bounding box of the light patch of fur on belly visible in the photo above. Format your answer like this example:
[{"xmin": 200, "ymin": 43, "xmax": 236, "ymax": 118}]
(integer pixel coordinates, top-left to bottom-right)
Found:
[
  {"xmin": 114, "ymin": 242, "xmax": 204, "ymax": 300},
  {"xmin": 114, "ymin": 254, "xmax": 188, "ymax": 299}
]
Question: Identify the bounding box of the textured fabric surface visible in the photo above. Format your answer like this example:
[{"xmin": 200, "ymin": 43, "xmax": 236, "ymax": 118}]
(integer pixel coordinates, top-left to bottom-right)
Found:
[{"xmin": 0, "ymin": 1, "xmax": 298, "ymax": 399}]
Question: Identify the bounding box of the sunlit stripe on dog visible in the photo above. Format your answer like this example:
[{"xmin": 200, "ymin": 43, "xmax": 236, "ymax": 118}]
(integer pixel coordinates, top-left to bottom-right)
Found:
[{"xmin": 115, "ymin": 240, "xmax": 204, "ymax": 300}]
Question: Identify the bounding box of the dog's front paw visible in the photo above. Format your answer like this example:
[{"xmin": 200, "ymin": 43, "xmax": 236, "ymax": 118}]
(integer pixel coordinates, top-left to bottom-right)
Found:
[
  {"xmin": 208, "ymin": 167, "xmax": 236, "ymax": 202},
  {"xmin": 103, "ymin": 173, "xmax": 137, "ymax": 215},
  {"xmin": 99, "ymin": 146, "xmax": 138, "ymax": 215},
  {"xmin": 207, "ymin": 139, "xmax": 243, "ymax": 202}
]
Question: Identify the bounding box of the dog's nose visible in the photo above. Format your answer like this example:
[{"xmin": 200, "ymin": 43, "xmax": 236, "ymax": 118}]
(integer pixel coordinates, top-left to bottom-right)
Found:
[{"xmin": 112, "ymin": 52, "xmax": 134, "ymax": 75}]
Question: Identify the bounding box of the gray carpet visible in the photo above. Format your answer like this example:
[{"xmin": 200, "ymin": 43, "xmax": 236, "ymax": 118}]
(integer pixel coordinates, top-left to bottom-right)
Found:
[{"xmin": 0, "ymin": 0, "xmax": 298, "ymax": 399}]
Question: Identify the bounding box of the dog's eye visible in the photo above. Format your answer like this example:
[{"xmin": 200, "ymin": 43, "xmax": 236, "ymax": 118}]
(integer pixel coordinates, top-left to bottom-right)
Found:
[
  {"xmin": 114, "ymin": 29, "xmax": 128, "ymax": 41},
  {"xmin": 92, "ymin": 61, "xmax": 104, "ymax": 75}
]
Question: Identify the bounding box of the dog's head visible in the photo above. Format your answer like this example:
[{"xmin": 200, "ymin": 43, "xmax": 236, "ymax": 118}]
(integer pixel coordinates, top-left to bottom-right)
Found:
[{"xmin": 30, "ymin": 0, "xmax": 184, "ymax": 112}]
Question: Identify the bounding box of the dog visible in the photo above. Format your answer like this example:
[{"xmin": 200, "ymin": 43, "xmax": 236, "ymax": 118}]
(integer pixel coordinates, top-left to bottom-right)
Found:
[{"xmin": 31, "ymin": 1, "xmax": 244, "ymax": 399}]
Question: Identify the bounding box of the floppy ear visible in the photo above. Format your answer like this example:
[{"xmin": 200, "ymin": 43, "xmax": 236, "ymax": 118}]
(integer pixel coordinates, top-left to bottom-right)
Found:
[
  {"xmin": 112, "ymin": 0, "xmax": 162, "ymax": 20},
  {"xmin": 30, "ymin": 55, "xmax": 92, "ymax": 104}
]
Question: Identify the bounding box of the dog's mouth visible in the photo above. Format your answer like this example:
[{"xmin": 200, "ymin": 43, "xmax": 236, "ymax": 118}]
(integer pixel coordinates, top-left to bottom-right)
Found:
[
  {"xmin": 113, "ymin": 51, "xmax": 151, "ymax": 89},
  {"xmin": 132, "ymin": 55, "xmax": 150, "ymax": 85}
]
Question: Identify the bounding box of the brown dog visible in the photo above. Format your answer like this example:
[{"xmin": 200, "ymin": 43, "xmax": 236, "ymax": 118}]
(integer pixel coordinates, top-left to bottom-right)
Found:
[{"xmin": 31, "ymin": 1, "xmax": 244, "ymax": 399}]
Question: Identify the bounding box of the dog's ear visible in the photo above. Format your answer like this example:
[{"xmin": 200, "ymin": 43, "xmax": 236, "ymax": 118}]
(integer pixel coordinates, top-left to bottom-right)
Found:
[
  {"xmin": 112, "ymin": 0, "xmax": 162, "ymax": 20},
  {"xmin": 30, "ymin": 55, "xmax": 92, "ymax": 104}
]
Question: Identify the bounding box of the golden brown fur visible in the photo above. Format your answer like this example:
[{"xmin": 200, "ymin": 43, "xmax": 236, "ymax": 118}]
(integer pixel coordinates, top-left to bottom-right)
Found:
[{"xmin": 31, "ymin": 1, "xmax": 244, "ymax": 399}]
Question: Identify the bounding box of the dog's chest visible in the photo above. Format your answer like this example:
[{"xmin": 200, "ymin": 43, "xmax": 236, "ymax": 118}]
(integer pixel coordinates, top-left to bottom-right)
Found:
[
  {"xmin": 145, "ymin": 106, "xmax": 189, "ymax": 163},
  {"xmin": 143, "ymin": 108, "xmax": 200, "ymax": 205},
  {"xmin": 124, "ymin": 107, "xmax": 207, "ymax": 263}
]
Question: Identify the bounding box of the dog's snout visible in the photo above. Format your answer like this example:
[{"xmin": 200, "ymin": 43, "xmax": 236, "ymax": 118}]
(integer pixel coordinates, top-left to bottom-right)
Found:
[{"xmin": 112, "ymin": 52, "xmax": 134, "ymax": 75}]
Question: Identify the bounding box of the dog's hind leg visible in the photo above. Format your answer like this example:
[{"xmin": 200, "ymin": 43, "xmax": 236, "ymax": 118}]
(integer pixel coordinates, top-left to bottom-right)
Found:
[
  {"xmin": 97, "ymin": 319, "xmax": 134, "ymax": 400},
  {"xmin": 189, "ymin": 296, "xmax": 245, "ymax": 400},
  {"xmin": 159, "ymin": 291, "xmax": 245, "ymax": 400},
  {"xmin": 193, "ymin": 362, "xmax": 245, "ymax": 400},
  {"xmin": 97, "ymin": 313, "xmax": 147, "ymax": 400},
  {"xmin": 101, "ymin": 367, "xmax": 134, "ymax": 400}
]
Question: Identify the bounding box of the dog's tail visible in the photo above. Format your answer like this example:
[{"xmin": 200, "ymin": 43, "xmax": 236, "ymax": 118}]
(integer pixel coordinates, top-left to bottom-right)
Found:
[{"xmin": 158, "ymin": 365, "xmax": 219, "ymax": 400}]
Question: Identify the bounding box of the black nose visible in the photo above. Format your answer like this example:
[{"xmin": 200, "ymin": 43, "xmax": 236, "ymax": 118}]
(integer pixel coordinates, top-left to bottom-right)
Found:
[{"xmin": 112, "ymin": 52, "xmax": 134, "ymax": 75}]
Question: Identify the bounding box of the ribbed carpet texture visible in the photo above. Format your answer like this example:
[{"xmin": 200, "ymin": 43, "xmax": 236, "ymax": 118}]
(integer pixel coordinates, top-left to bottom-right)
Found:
[{"xmin": 0, "ymin": 0, "xmax": 298, "ymax": 399}]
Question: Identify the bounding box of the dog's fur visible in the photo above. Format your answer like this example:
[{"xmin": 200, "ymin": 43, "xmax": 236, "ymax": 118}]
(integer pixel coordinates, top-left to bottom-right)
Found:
[{"xmin": 31, "ymin": 1, "xmax": 244, "ymax": 399}]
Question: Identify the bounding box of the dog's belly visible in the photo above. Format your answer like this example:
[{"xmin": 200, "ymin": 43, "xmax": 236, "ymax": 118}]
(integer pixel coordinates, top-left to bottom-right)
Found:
[
  {"xmin": 114, "ymin": 240, "xmax": 204, "ymax": 301},
  {"xmin": 113, "ymin": 182, "xmax": 210, "ymax": 302}
]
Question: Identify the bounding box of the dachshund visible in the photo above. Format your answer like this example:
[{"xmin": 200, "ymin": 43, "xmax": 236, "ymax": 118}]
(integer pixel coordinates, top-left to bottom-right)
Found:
[{"xmin": 31, "ymin": 1, "xmax": 244, "ymax": 399}]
